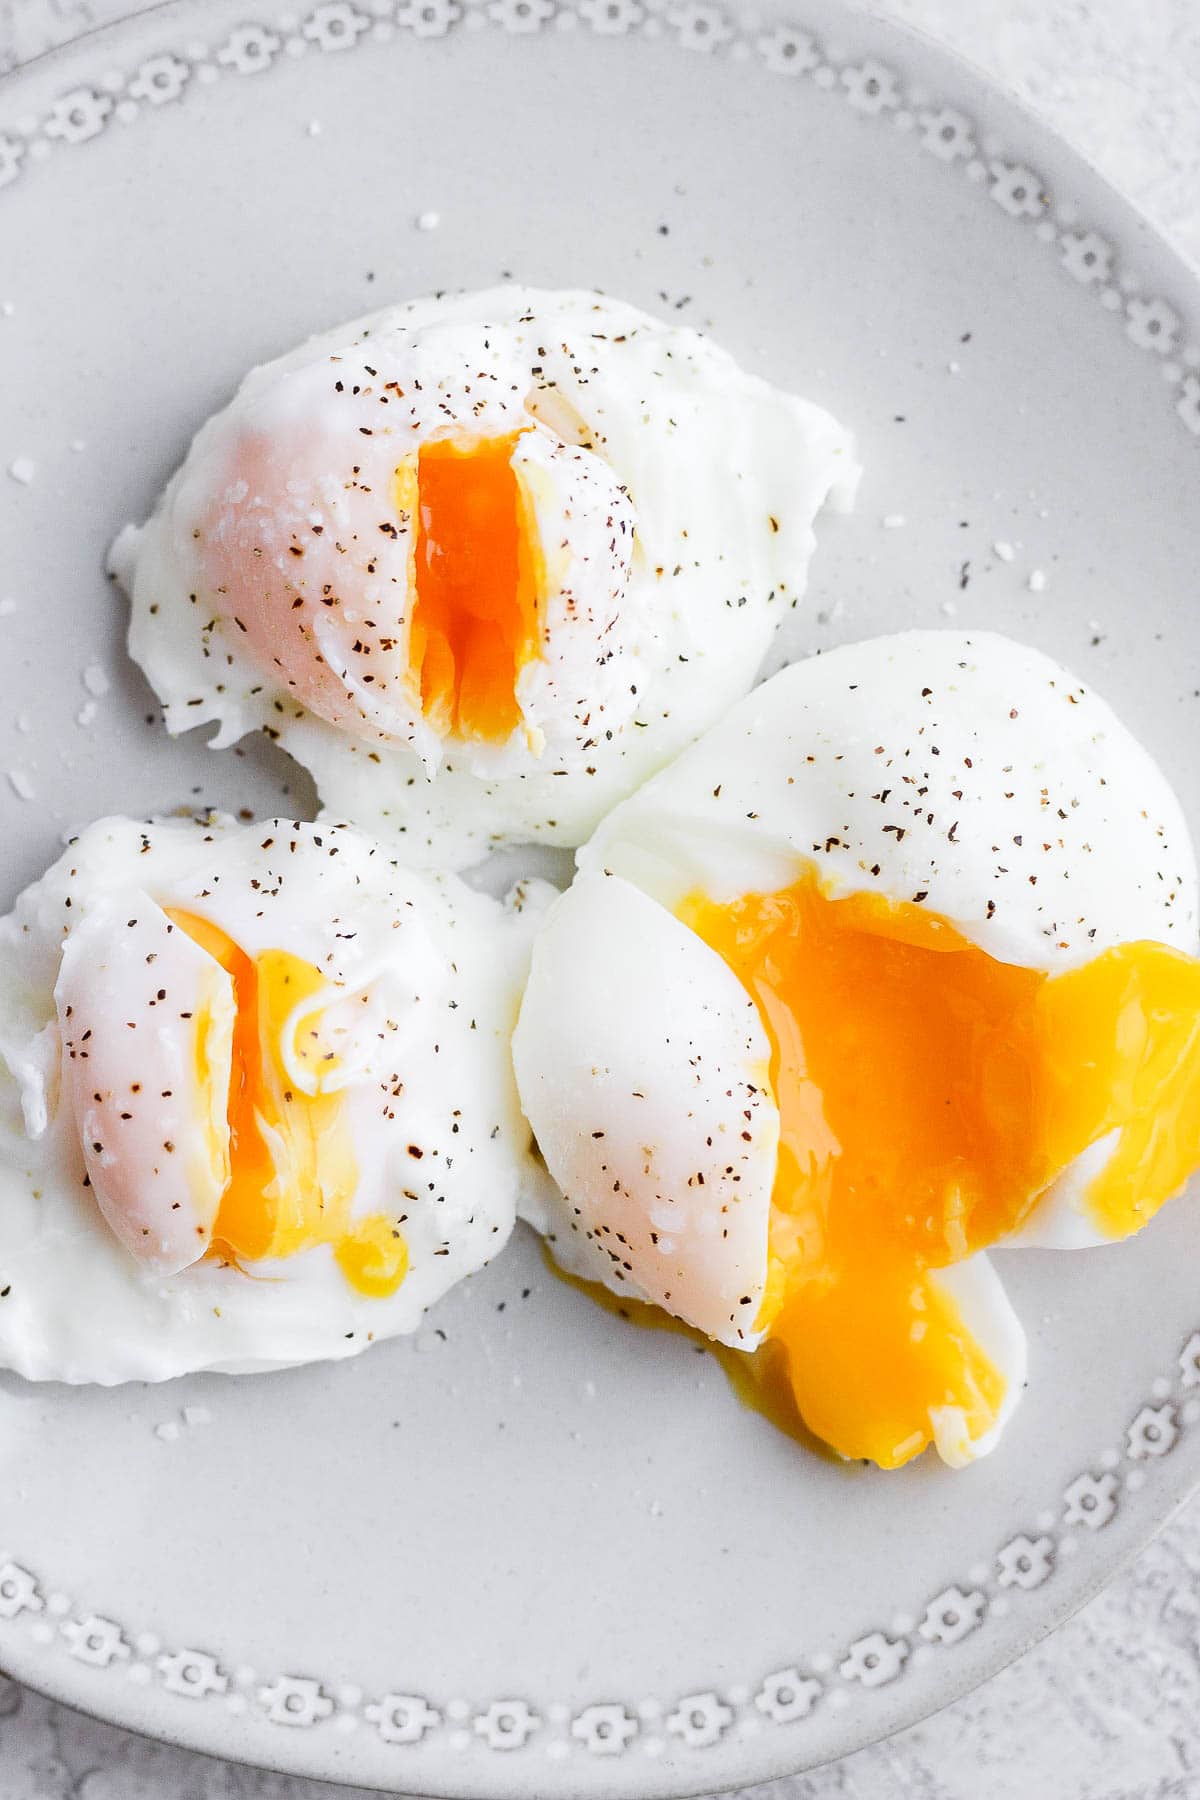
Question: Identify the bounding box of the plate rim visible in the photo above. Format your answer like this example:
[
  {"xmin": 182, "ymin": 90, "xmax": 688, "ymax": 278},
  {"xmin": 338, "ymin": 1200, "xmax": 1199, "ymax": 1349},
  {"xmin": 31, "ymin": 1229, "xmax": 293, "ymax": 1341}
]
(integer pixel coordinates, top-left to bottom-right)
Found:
[{"xmin": 2, "ymin": 0, "xmax": 1200, "ymax": 1791}]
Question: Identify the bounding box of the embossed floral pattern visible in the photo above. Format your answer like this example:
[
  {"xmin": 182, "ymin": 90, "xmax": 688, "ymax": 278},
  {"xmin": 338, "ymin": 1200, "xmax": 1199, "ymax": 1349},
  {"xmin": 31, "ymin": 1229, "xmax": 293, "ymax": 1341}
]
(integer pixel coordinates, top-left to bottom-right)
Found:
[
  {"xmin": 919, "ymin": 104, "xmax": 974, "ymax": 161},
  {"xmin": 1127, "ymin": 1403, "xmax": 1179, "ymax": 1459},
  {"xmin": 43, "ymin": 87, "xmax": 112, "ymax": 143},
  {"xmin": 488, "ymin": 0, "xmax": 555, "ymax": 29},
  {"xmin": 989, "ymin": 161, "xmax": 1047, "ymax": 218},
  {"xmin": 396, "ymin": 0, "xmax": 462, "ymax": 33},
  {"xmin": 0, "ymin": 1563, "xmax": 40, "ymax": 1620},
  {"xmin": 840, "ymin": 59, "xmax": 900, "ymax": 115},
  {"xmin": 668, "ymin": 3, "xmax": 733, "ymax": 53},
  {"xmin": 919, "ymin": 1585, "xmax": 986, "ymax": 1645},
  {"xmin": 365, "ymin": 1692, "xmax": 441, "ymax": 1742},
  {"xmin": 996, "ymin": 1533, "xmax": 1055, "ymax": 1590},
  {"xmin": 1060, "ymin": 229, "xmax": 1113, "ymax": 285},
  {"xmin": 216, "ymin": 25, "xmax": 281, "ymax": 73},
  {"xmin": 667, "ymin": 1691, "xmax": 734, "ymax": 1745},
  {"xmin": 303, "ymin": 3, "xmax": 372, "ymax": 48},
  {"xmin": 1126, "ymin": 296, "xmax": 1181, "ymax": 354},
  {"xmin": 127, "ymin": 55, "xmax": 191, "ymax": 105},
  {"xmin": 840, "ymin": 1631, "xmax": 909, "ymax": 1687},
  {"xmin": 61, "ymin": 1616, "xmax": 129, "ymax": 1667},
  {"xmin": 260, "ymin": 1675, "xmax": 334, "ymax": 1727},
  {"xmin": 754, "ymin": 1666, "xmax": 822, "ymax": 1722},
  {"xmin": 757, "ymin": 26, "xmax": 820, "ymax": 77},
  {"xmin": 571, "ymin": 1702, "xmax": 639, "ymax": 1753},
  {"xmin": 158, "ymin": 1648, "xmax": 227, "ymax": 1698},
  {"xmin": 474, "ymin": 1699, "xmax": 539, "ymax": 1749},
  {"xmin": 1063, "ymin": 1472, "xmax": 1119, "ymax": 1531},
  {"xmin": 578, "ymin": 0, "xmax": 645, "ymax": 30}
]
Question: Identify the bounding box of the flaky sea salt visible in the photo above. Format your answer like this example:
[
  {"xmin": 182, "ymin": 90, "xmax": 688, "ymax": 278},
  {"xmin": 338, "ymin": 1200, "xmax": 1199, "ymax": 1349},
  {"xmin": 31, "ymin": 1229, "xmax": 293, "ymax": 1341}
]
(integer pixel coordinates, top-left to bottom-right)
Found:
[
  {"xmin": 7, "ymin": 457, "xmax": 35, "ymax": 485},
  {"xmin": 82, "ymin": 663, "xmax": 110, "ymax": 697},
  {"xmin": 6, "ymin": 770, "xmax": 34, "ymax": 801},
  {"xmin": 416, "ymin": 210, "xmax": 441, "ymax": 231},
  {"xmin": 1028, "ymin": 569, "xmax": 1047, "ymax": 593}
]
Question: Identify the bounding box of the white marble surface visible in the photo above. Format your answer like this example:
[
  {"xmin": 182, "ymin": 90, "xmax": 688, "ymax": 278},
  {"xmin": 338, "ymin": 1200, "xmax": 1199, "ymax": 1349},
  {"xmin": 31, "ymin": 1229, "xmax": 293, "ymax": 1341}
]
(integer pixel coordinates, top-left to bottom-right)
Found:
[{"xmin": 2, "ymin": 1, "xmax": 1200, "ymax": 1796}]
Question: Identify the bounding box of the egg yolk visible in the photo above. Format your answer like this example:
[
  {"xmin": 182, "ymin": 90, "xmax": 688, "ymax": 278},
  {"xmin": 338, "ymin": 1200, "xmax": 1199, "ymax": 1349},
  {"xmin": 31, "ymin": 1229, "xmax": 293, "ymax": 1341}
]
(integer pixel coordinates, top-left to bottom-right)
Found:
[
  {"xmin": 166, "ymin": 911, "xmax": 408, "ymax": 1298},
  {"xmin": 680, "ymin": 871, "xmax": 1200, "ymax": 1468},
  {"xmin": 399, "ymin": 431, "xmax": 543, "ymax": 744}
]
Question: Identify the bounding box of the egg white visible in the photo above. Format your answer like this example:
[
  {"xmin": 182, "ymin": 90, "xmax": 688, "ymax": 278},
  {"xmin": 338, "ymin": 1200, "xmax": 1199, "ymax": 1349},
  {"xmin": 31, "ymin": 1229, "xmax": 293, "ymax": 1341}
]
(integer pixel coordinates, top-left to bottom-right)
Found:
[
  {"xmin": 113, "ymin": 286, "xmax": 858, "ymax": 869},
  {"xmin": 512, "ymin": 871, "xmax": 777, "ymax": 1349},
  {"xmin": 0, "ymin": 815, "xmax": 549, "ymax": 1383}
]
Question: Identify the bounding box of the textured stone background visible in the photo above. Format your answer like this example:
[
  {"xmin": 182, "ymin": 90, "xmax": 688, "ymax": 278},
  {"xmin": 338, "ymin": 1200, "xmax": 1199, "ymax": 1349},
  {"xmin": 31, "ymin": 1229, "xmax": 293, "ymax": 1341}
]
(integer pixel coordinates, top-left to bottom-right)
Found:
[{"xmin": 2, "ymin": 1, "xmax": 1199, "ymax": 1795}]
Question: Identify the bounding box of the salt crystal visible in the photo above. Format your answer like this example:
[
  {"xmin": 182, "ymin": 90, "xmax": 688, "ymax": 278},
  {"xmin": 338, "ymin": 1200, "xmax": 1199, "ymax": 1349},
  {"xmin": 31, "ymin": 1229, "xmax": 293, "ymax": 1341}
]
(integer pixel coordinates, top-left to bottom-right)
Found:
[
  {"xmin": 307, "ymin": 119, "xmax": 322, "ymax": 136},
  {"xmin": 940, "ymin": 599, "xmax": 958, "ymax": 617},
  {"xmin": 947, "ymin": 360, "xmax": 961, "ymax": 375},
  {"xmin": 6, "ymin": 770, "xmax": 34, "ymax": 801},
  {"xmin": 1, "ymin": 302, "xmax": 13, "ymax": 317},
  {"xmin": 76, "ymin": 702, "xmax": 97, "ymax": 728},
  {"xmin": 416, "ymin": 210, "xmax": 441, "ymax": 232},
  {"xmin": 649, "ymin": 1500, "xmax": 663, "ymax": 1517},
  {"xmin": 992, "ymin": 540, "xmax": 1015, "ymax": 562},
  {"xmin": 182, "ymin": 1405, "xmax": 212, "ymax": 1428},
  {"xmin": 69, "ymin": 439, "xmax": 86, "ymax": 454},
  {"xmin": 882, "ymin": 513, "xmax": 906, "ymax": 529},
  {"xmin": 7, "ymin": 457, "xmax": 35, "ymax": 485},
  {"xmin": 82, "ymin": 663, "xmax": 110, "ymax": 697},
  {"xmin": 154, "ymin": 1420, "xmax": 181, "ymax": 1443},
  {"xmin": 1028, "ymin": 569, "xmax": 1047, "ymax": 593}
]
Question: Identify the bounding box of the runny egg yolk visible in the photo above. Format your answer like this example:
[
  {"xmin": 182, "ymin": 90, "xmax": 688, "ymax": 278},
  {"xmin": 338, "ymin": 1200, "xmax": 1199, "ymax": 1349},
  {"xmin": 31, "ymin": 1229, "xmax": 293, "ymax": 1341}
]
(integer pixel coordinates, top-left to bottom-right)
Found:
[
  {"xmin": 680, "ymin": 870, "xmax": 1200, "ymax": 1469},
  {"xmin": 166, "ymin": 911, "xmax": 408, "ymax": 1298},
  {"xmin": 399, "ymin": 430, "xmax": 543, "ymax": 744}
]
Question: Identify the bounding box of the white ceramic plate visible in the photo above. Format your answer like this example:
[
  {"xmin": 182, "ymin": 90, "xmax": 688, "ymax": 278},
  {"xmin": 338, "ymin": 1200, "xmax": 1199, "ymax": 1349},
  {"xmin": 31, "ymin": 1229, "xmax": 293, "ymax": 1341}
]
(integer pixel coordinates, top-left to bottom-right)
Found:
[{"xmin": 1, "ymin": 1, "xmax": 1199, "ymax": 1791}]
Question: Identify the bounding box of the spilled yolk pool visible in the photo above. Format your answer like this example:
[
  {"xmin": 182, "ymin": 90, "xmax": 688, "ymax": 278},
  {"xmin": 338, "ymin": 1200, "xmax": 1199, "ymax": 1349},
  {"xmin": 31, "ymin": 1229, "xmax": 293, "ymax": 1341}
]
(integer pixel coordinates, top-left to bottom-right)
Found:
[
  {"xmin": 167, "ymin": 911, "xmax": 408, "ymax": 1298},
  {"xmin": 400, "ymin": 431, "xmax": 543, "ymax": 744},
  {"xmin": 680, "ymin": 870, "xmax": 1200, "ymax": 1468}
]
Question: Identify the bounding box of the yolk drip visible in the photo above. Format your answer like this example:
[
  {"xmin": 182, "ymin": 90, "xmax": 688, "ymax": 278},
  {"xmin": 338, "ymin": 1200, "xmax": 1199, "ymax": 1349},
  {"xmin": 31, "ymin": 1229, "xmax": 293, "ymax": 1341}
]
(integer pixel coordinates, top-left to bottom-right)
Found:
[
  {"xmin": 166, "ymin": 910, "xmax": 408, "ymax": 1298},
  {"xmin": 402, "ymin": 430, "xmax": 542, "ymax": 744},
  {"xmin": 680, "ymin": 871, "xmax": 1200, "ymax": 1468}
]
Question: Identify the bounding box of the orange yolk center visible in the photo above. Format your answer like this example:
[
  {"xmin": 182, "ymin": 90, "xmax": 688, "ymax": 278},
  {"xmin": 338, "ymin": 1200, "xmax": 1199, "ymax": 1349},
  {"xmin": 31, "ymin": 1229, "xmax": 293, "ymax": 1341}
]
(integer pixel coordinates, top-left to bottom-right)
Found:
[
  {"xmin": 402, "ymin": 430, "xmax": 542, "ymax": 744},
  {"xmin": 166, "ymin": 910, "xmax": 408, "ymax": 1298},
  {"xmin": 681, "ymin": 871, "xmax": 1200, "ymax": 1468}
]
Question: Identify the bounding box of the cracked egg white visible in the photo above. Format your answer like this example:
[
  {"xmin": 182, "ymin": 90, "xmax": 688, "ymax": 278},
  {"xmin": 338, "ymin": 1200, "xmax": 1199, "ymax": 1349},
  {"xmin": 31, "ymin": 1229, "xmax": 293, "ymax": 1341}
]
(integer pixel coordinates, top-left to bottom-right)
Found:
[
  {"xmin": 111, "ymin": 286, "xmax": 858, "ymax": 869},
  {"xmin": 0, "ymin": 814, "xmax": 547, "ymax": 1383},
  {"xmin": 514, "ymin": 631, "xmax": 1200, "ymax": 1469}
]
